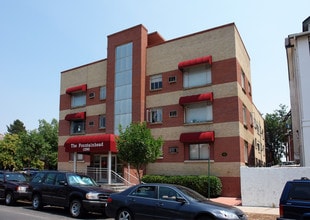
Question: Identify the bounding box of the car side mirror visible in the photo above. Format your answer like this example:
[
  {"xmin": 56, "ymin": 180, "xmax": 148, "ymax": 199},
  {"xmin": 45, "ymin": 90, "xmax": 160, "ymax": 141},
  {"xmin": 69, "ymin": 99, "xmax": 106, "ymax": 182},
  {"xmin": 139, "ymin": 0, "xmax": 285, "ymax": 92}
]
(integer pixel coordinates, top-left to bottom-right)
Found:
[{"xmin": 176, "ymin": 197, "xmax": 186, "ymax": 204}]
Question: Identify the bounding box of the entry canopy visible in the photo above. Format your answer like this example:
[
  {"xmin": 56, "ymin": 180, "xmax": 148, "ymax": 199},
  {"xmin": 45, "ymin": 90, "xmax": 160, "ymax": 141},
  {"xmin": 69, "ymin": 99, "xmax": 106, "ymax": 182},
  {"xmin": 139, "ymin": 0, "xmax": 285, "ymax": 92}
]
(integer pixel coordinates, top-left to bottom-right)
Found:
[{"xmin": 64, "ymin": 134, "xmax": 117, "ymax": 154}]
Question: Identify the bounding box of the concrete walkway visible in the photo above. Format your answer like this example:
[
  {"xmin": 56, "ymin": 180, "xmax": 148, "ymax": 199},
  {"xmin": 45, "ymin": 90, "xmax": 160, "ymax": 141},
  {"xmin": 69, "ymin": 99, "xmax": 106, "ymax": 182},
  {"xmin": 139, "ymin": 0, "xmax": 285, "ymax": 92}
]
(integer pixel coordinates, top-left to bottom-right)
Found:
[{"xmin": 210, "ymin": 197, "xmax": 279, "ymax": 215}]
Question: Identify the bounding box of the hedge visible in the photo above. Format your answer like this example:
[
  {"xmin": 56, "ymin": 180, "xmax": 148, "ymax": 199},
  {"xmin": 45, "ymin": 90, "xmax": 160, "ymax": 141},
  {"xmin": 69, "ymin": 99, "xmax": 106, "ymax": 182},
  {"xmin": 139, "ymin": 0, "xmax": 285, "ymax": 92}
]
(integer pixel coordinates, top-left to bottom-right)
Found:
[{"xmin": 141, "ymin": 175, "xmax": 222, "ymax": 198}]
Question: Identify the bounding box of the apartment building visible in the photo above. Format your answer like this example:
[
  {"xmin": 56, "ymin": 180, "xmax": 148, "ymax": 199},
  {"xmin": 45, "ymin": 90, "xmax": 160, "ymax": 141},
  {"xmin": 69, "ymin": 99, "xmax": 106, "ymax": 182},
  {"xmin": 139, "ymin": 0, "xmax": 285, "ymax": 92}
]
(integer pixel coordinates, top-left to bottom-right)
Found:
[
  {"xmin": 58, "ymin": 23, "xmax": 265, "ymax": 197},
  {"xmin": 285, "ymin": 16, "xmax": 310, "ymax": 166}
]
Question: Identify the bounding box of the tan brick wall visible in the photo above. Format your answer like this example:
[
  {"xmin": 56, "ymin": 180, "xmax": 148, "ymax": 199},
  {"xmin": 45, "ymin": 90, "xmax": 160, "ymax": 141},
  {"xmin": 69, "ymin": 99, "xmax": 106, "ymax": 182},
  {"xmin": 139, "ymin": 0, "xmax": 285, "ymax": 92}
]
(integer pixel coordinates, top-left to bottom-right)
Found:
[
  {"xmin": 147, "ymin": 24, "xmax": 237, "ymax": 75},
  {"xmin": 60, "ymin": 60, "xmax": 106, "ymax": 95},
  {"xmin": 146, "ymin": 162, "xmax": 242, "ymax": 177}
]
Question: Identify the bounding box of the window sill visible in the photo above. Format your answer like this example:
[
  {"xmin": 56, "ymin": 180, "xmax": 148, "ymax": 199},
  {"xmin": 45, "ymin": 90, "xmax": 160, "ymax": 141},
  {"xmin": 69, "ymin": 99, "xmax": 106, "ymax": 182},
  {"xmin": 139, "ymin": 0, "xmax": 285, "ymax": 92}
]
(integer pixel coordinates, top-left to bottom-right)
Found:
[
  {"xmin": 184, "ymin": 160, "xmax": 214, "ymax": 163},
  {"xmin": 184, "ymin": 121, "xmax": 212, "ymax": 126}
]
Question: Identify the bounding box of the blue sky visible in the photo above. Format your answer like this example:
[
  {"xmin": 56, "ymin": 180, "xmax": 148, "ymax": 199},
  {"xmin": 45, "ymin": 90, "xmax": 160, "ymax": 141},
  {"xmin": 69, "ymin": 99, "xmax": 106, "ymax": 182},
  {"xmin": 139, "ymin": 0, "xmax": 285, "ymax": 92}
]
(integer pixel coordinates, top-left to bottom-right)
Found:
[{"xmin": 0, "ymin": 0, "xmax": 308, "ymax": 134}]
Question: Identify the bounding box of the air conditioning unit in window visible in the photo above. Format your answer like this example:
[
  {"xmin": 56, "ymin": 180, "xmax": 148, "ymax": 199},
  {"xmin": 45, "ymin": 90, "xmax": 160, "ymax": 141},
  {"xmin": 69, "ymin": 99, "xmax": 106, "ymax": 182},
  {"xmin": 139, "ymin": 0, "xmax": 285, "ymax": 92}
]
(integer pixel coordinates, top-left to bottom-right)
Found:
[
  {"xmin": 89, "ymin": 92, "xmax": 95, "ymax": 99},
  {"xmin": 168, "ymin": 76, "xmax": 177, "ymax": 83}
]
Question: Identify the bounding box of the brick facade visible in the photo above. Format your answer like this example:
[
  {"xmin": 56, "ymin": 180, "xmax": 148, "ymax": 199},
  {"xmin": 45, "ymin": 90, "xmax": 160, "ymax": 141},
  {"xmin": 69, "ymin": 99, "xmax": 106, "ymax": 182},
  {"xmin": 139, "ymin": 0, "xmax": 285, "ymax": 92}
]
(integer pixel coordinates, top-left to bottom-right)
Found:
[{"xmin": 58, "ymin": 23, "xmax": 265, "ymax": 197}]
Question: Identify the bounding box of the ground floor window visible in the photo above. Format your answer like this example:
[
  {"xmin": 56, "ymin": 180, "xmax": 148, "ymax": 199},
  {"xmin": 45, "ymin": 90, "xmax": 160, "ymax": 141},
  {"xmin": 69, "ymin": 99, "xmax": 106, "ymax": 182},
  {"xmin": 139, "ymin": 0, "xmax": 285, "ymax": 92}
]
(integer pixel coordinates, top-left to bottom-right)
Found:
[
  {"xmin": 69, "ymin": 153, "xmax": 84, "ymax": 161},
  {"xmin": 189, "ymin": 143, "xmax": 210, "ymax": 160}
]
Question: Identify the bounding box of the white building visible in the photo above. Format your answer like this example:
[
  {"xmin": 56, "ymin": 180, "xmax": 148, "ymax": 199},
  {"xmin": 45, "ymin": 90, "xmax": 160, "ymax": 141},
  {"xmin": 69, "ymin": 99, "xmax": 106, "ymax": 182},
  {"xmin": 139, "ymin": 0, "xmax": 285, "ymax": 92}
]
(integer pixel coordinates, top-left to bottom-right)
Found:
[{"xmin": 285, "ymin": 16, "xmax": 310, "ymax": 166}]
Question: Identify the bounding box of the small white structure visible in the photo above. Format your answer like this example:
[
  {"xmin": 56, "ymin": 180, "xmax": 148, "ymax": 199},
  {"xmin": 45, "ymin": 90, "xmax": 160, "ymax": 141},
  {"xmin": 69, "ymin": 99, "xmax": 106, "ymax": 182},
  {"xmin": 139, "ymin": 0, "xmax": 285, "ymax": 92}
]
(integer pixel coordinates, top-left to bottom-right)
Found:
[{"xmin": 285, "ymin": 16, "xmax": 310, "ymax": 167}]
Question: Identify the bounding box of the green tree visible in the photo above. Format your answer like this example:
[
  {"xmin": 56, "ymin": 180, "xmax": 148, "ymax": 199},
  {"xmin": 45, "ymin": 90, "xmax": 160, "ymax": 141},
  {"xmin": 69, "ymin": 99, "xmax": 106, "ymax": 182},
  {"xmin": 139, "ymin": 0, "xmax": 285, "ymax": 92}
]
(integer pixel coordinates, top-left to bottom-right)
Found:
[
  {"xmin": 0, "ymin": 134, "xmax": 22, "ymax": 170},
  {"xmin": 18, "ymin": 131, "xmax": 45, "ymax": 169},
  {"xmin": 265, "ymin": 104, "xmax": 289, "ymax": 165},
  {"xmin": 116, "ymin": 122, "xmax": 163, "ymax": 183},
  {"xmin": 37, "ymin": 119, "xmax": 58, "ymax": 169},
  {"xmin": 7, "ymin": 119, "xmax": 26, "ymax": 135}
]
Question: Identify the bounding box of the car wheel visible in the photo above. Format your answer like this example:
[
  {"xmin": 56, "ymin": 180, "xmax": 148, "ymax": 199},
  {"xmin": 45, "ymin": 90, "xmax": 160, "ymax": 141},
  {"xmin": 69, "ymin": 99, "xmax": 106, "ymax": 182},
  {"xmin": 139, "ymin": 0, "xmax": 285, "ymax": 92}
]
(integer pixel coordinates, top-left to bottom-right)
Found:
[
  {"xmin": 32, "ymin": 194, "xmax": 43, "ymax": 210},
  {"xmin": 117, "ymin": 208, "xmax": 134, "ymax": 220},
  {"xmin": 70, "ymin": 199, "xmax": 84, "ymax": 218},
  {"xmin": 5, "ymin": 192, "xmax": 15, "ymax": 206}
]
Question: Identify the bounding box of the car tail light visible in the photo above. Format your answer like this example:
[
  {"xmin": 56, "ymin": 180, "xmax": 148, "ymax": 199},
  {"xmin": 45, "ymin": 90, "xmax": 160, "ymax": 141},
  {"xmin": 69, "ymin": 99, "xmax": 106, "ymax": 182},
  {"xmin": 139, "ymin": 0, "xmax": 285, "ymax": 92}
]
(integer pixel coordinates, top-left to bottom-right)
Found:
[
  {"xmin": 107, "ymin": 197, "xmax": 113, "ymax": 203},
  {"xmin": 279, "ymin": 204, "xmax": 283, "ymax": 217}
]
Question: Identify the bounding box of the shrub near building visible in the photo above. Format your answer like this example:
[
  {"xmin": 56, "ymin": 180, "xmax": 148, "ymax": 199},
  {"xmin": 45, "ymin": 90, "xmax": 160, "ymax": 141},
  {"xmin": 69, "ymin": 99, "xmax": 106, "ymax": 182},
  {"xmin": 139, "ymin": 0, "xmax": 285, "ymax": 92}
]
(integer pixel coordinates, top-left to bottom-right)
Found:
[{"xmin": 142, "ymin": 175, "xmax": 222, "ymax": 198}]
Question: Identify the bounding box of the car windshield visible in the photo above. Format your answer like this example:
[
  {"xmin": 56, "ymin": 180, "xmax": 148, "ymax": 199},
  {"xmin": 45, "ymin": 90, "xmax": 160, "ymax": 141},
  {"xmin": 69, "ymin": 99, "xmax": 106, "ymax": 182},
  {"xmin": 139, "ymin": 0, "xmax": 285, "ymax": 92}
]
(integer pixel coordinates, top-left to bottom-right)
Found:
[
  {"xmin": 5, "ymin": 173, "xmax": 27, "ymax": 182},
  {"xmin": 67, "ymin": 174, "xmax": 98, "ymax": 186},
  {"xmin": 176, "ymin": 185, "xmax": 208, "ymax": 202}
]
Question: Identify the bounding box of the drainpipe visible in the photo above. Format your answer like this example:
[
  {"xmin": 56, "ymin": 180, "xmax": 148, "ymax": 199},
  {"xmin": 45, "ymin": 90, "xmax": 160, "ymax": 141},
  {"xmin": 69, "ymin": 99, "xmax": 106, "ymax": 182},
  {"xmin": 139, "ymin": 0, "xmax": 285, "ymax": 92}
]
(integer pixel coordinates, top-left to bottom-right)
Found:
[{"xmin": 108, "ymin": 151, "xmax": 112, "ymax": 184}]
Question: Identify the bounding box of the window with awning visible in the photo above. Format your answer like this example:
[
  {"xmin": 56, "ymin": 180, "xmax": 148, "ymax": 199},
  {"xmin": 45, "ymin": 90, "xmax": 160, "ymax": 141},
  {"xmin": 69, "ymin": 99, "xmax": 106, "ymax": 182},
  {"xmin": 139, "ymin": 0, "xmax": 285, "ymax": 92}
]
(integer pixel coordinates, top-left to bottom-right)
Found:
[
  {"xmin": 64, "ymin": 134, "xmax": 117, "ymax": 153},
  {"xmin": 179, "ymin": 92, "xmax": 213, "ymax": 105},
  {"xmin": 178, "ymin": 55, "xmax": 212, "ymax": 70},
  {"xmin": 180, "ymin": 131, "xmax": 215, "ymax": 143},
  {"xmin": 66, "ymin": 84, "xmax": 87, "ymax": 94},
  {"xmin": 65, "ymin": 112, "xmax": 86, "ymax": 121}
]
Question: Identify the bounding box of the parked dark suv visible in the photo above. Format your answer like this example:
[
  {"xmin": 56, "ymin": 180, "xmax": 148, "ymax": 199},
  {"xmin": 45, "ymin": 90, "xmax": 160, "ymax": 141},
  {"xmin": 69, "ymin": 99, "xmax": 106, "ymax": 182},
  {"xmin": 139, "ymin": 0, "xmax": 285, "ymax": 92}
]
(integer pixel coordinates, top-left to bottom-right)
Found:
[
  {"xmin": 29, "ymin": 171, "xmax": 114, "ymax": 218},
  {"xmin": 0, "ymin": 171, "xmax": 31, "ymax": 205},
  {"xmin": 278, "ymin": 177, "xmax": 310, "ymax": 220}
]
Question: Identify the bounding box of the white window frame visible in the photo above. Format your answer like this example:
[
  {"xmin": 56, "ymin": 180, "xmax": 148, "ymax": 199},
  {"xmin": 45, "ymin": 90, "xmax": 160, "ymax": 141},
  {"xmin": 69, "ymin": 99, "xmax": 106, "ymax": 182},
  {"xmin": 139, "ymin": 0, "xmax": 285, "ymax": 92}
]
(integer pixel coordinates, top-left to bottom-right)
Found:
[
  {"xmin": 150, "ymin": 74, "xmax": 162, "ymax": 91},
  {"xmin": 150, "ymin": 108, "xmax": 163, "ymax": 123},
  {"xmin": 71, "ymin": 92, "xmax": 86, "ymax": 108},
  {"xmin": 185, "ymin": 103, "xmax": 212, "ymax": 124},
  {"xmin": 183, "ymin": 65, "xmax": 211, "ymax": 89},
  {"xmin": 241, "ymin": 70, "xmax": 246, "ymax": 90},
  {"xmin": 189, "ymin": 143, "xmax": 210, "ymax": 160}
]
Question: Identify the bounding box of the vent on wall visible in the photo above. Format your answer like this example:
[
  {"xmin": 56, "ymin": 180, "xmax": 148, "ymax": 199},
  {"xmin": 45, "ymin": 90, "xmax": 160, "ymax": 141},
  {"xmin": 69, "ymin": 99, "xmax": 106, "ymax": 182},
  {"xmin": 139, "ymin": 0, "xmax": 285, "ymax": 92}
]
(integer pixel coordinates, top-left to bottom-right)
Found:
[
  {"xmin": 89, "ymin": 92, "xmax": 95, "ymax": 99},
  {"xmin": 168, "ymin": 76, "xmax": 177, "ymax": 83}
]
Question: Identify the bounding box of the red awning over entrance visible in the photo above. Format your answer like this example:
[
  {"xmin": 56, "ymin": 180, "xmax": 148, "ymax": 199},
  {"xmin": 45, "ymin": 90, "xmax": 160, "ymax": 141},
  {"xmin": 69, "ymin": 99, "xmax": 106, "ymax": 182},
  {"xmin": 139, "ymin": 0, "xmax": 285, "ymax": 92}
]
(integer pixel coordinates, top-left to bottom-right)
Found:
[
  {"xmin": 64, "ymin": 134, "xmax": 117, "ymax": 153},
  {"xmin": 66, "ymin": 84, "xmax": 87, "ymax": 94},
  {"xmin": 180, "ymin": 131, "xmax": 215, "ymax": 143},
  {"xmin": 178, "ymin": 55, "xmax": 212, "ymax": 70},
  {"xmin": 179, "ymin": 92, "xmax": 213, "ymax": 105}
]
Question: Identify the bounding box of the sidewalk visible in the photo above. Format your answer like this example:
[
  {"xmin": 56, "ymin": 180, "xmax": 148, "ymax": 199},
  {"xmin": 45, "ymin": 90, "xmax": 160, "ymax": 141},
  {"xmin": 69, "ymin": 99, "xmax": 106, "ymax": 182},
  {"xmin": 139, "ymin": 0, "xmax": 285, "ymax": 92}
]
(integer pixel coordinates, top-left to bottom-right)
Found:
[{"xmin": 210, "ymin": 197, "xmax": 279, "ymax": 215}]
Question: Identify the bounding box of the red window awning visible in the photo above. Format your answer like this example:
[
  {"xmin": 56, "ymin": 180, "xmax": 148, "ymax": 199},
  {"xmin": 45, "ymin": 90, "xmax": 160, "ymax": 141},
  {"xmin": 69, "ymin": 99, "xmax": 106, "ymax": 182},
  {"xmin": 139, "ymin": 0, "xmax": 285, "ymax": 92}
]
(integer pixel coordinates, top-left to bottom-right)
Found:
[
  {"xmin": 66, "ymin": 84, "xmax": 87, "ymax": 94},
  {"xmin": 64, "ymin": 134, "xmax": 117, "ymax": 153},
  {"xmin": 65, "ymin": 112, "xmax": 86, "ymax": 121},
  {"xmin": 178, "ymin": 55, "xmax": 212, "ymax": 70},
  {"xmin": 180, "ymin": 131, "xmax": 215, "ymax": 143},
  {"xmin": 179, "ymin": 92, "xmax": 213, "ymax": 105}
]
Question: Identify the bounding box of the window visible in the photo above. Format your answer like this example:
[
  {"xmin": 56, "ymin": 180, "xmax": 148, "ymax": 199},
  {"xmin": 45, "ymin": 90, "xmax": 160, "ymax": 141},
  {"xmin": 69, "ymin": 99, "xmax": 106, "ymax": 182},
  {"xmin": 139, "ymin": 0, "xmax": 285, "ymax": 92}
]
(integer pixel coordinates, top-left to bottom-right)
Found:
[
  {"xmin": 244, "ymin": 141, "xmax": 248, "ymax": 163},
  {"xmin": 114, "ymin": 42, "xmax": 133, "ymax": 134},
  {"xmin": 70, "ymin": 121, "xmax": 85, "ymax": 134},
  {"xmin": 70, "ymin": 153, "xmax": 84, "ymax": 161},
  {"xmin": 189, "ymin": 143, "xmax": 210, "ymax": 160},
  {"xmin": 99, "ymin": 115, "xmax": 106, "ymax": 129},
  {"xmin": 169, "ymin": 147, "xmax": 178, "ymax": 153},
  {"xmin": 44, "ymin": 173, "xmax": 56, "ymax": 185},
  {"xmin": 55, "ymin": 173, "xmax": 66, "ymax": 186},
  {"xmin": 131, "ymin": 186, "xmax": 156, "ymax": 198},
  {"xmin": 241, "ymin": 70, "xmax": 246, "ymax": 91},
  {"xmin": 185, "ymin": 103, "xmax": 212, "ymax": 124},
  {"xmin": 150, "ymin": 74, "xmax": 162, "ymax": 91},
  {"xmin": 150, "ymin": 108, "xmax": 162, "ymax": 123},
  {"xmin": 168, "ymin": 76, "xmax": 176, "ymax": 83},
  {"xmin": 71, "ymin": 92, "xmax": 86, "ymax": 108},
  {"xmin": 100, "ymin": 86, "xmax": 106, "ymax": 100},
  {"xmin": 159, "ymin": 186, "xmax": 181, "ymax": 201},
  {"xmin": 183, "ymin": 65, "xmax": 211, "ymax": 89},
  {"xmin": 169, "ymin": 111, "xmax": 177, "ymax": 118},
  {"xmin": 243, "ymin": 105, "xmax": 247, "ymax": 127}
]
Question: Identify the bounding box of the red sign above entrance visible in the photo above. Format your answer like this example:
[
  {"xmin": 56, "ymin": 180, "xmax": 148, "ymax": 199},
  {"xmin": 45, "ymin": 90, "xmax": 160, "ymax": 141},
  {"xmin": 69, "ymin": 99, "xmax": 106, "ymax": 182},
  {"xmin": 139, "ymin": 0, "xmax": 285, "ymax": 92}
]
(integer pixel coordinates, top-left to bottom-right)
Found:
[{"xmin": 64, "ymin": 134, "xmax": 117, "ymax": 153}]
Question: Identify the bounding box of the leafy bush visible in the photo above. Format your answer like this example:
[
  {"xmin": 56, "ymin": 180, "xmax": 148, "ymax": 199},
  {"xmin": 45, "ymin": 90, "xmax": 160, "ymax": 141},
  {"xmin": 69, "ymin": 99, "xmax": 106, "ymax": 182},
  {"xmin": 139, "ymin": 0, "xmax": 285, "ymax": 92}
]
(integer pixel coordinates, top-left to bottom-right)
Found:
[{"xmin": 141, "ymin": 175, "xmax": 222, "ymax": 198}]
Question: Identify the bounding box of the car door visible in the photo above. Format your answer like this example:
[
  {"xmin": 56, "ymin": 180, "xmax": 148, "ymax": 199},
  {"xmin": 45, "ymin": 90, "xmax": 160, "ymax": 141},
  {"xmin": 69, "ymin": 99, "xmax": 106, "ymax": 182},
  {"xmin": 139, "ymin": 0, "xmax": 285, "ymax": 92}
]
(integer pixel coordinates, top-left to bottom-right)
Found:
[
  {"xmin": 51, "ymin": 173, "xmax": 68, "ymax": 207},
  {"xmin": 127, "ymin": 185, "xmax": 161, "ymax": 219},
  {"xmin": 0, "ymin": 173, "xmax": 4, "ymax": 198},
  {"xmin": 41, "ymin": 172, "xmax": 57, "ymax": 205},
  {"xmin": 156, "ymin": 186, "xmax": 192, "ymax": 219}
]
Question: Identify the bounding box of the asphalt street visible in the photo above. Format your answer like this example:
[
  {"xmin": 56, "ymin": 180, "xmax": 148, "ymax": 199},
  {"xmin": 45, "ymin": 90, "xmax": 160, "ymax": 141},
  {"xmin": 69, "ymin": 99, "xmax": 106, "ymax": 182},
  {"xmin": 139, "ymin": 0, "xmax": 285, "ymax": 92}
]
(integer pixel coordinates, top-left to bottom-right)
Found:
[{"xmin": 0, "ymin": 201, "xmax": 113, "ymax": 220}]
